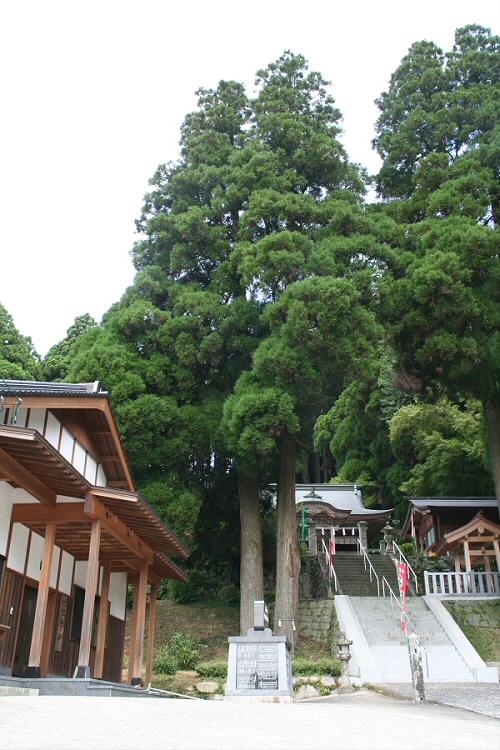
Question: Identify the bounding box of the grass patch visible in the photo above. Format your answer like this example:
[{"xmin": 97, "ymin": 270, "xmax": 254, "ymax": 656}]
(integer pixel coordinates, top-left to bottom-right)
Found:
[{"xmin": 444, "ymin": 600, "xmax": 500, "ymax": 662}]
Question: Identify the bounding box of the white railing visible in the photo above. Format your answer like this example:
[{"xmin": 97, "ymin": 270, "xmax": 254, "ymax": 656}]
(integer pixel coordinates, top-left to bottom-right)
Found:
[
  {"xmin": 321, "ymin": 538, "xmax": 338, "ymax": 593},
  {"xmin": 424, "ymin": 571, "xmax": 500, "ymax": 596},
  {"xmin": 356, "ymin": 540, "xmax": 381, "ymax": 597},
  {"xmin": 392, "ymin": 540, "xmax": 419, "ymax": 594}
]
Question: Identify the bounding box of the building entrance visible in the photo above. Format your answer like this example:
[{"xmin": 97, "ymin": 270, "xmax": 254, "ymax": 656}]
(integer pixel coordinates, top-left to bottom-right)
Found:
[{"xmin": 12, "ymin": 585, "xmax": 37, "ymax": 677}]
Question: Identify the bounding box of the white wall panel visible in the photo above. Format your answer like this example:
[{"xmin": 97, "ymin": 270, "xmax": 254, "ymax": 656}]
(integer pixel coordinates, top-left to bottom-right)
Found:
[
  {"xmin": 7, "ymin": 523, "xmax": 29, "ymax": 573},
  {"xmin": 56, "ymin": 495, "xmax": 83, "ymax": 503},
  {"xmin": 28, "ymin": 408, "xmax": 46, "ymax": 434},
  {"xmin": 12, "ymin": 487, "xmax": 39, "ymax": 504},
  {"xmin": 96, "ymin": 464, "xmax": 107, "ymax": 487},
  {"xmin": 73, "ymin": 442, "xmax": 86, "ymax": 475},
  {"xmin": 58, "ymin": 550, "xmax": 74, "ymax": 595},
  {"xmin": 12, "ymin": 407, "xmax": 27, "ymax": 427},
  {"xmin": 0, "ymin": 482, "xmax": 14, "ymax": 556},
  {"xmin": 45, "ymin": 412, "xmax": 61, "ymax": 448},
  {"xmin": 49, "ymin": 545, "xmax": 61, "ymax": 589},
  {"xmin": 109, "ymin": 572, "xmax": 127, "ymax": 620},
  {"xmin": 27, "ymin": 531, "xmax": 44, "ymax": 581},
  {"xmin": 85, "ymin": 455, "xmax": 97, "ymax": 484},
  {"xmin": 74, "ymin": 560, "xmax": 88, "ymax": 589},
  {"xmin": 60, "ymin": 427, "xmax": 74, "ymax": 462}
]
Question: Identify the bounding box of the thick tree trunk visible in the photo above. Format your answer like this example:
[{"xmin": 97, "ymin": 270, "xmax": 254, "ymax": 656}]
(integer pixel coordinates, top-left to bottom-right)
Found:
[
  {"xmin": 484, "ymin": 398, "xmax": 500, "ymax": 517},
  {"xmin": 239, "ymin": 469, "xmax": 264, "ymax": 634},
  {"xmin": 274, "ymin": 433, "xmax": 299, "ymax": 650}
]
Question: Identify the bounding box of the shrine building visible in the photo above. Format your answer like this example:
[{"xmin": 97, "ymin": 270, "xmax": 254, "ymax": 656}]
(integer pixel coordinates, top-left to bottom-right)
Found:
[{"xmin": 0, "ymin": 380, "xmax": 188, "ymax": 690}]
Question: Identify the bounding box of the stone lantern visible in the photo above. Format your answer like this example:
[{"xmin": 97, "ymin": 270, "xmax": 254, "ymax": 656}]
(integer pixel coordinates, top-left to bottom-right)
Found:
[
  {"xmin": 336, "ymin": 631, "xmax": 354, "ymax": 694},
  {"xmin": 382, "ymin": 519, "xmax": 396, "ymax": 556}
]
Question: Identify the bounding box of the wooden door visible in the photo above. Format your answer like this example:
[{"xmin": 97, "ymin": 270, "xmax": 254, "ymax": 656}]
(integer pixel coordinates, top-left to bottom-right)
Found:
[{"xmin": 12, "ymin": 585, "xmax": 37, "ymax": 677}]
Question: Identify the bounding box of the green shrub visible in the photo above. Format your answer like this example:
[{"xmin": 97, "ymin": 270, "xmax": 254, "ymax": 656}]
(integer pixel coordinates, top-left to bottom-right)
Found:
[
  {"xmin": 197, "ymin": 660, "xmax": 228, "ymax": 678},
  {"xmin": 167, "ymin": 632, "xmax": 201, "ymax": 669},
  {"xmin": 153, "ymin": 645, "xmax": 178, "ymax": 675},
  {"xmin": 216, "ymin": 584, "xmax": 240, "ymax": 606},
  {"xmin": 292, "ymin": 657, "xmax": 340, "ymax": 676},
  {"xmin": 399, "ymin": 542, "xmax": 416, "ymax": 558},
  {"xmin": 153, "ymin": 632, "xmax": 201, "ymax": 674}
]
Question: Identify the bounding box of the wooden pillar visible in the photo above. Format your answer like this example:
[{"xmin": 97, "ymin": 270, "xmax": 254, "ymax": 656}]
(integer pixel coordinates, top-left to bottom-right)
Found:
[
  {"xmin": 75, "ymin": 520, "xmax": 101, "ymax": 678},
  {"xmin": 463, "ymin": 539, "xmax": 472, "ymax": 571},
  {"xmin": 127, "ymin": 576, "xmax": 138, "ymax": 684},
  {"xmin": 493, "ymin": 539, "xmax": 500, "ymax": 572},
  {"xmin": 145, "ymin": 583, "xmax": 157, "ymax": 687},
  {"xmin": 130, "ymin": 562, "xmax": 148, "ymax": 686},
  {"xmin": 27, "ymin": 522, "xmax": 56, "ymax": 677},
  {"xmin": 93, "ymin": 561, "xmax": 111, "ymax": 679}
]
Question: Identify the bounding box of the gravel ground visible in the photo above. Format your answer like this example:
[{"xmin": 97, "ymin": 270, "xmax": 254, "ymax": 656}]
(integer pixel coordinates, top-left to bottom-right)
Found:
[
  {"xmin": 372, "ymin": 682, "xmax": 500, "ymax": 720},
  {"xmin": 0, "ymin": 691, "xmax": 498, "ymax": 750}
]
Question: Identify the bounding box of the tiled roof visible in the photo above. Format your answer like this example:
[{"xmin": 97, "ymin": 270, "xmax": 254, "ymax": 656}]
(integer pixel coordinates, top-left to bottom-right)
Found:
[
  {"xmin": 0, "ymin": 379, "xmax": 105, "ymax": 396},
  {"xmin": 408, "ymin": 497, "xmax": 497, "ymax": 509}
]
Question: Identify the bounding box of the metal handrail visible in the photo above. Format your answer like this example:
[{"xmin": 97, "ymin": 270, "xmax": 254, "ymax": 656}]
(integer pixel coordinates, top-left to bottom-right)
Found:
[
  {"xmin": 392, "ymin": 540, "xmax": 419, "ymax": 594},
  {"xmin": 356, "ymin": 540, "xmax": 380, "ymax": 597},
  {"xmin": 381, "ymin": 575, "xmax": 419, "ymax": 639},
  {"xmin": 321, "ymin": 538, "xmax": 338, "ymax": 593}
]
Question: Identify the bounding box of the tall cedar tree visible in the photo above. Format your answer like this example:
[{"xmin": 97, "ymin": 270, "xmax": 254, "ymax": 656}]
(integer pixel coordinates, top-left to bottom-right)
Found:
[{"xmin": 374, "ymin": 25, "xmax": 500, "ymax": 511}]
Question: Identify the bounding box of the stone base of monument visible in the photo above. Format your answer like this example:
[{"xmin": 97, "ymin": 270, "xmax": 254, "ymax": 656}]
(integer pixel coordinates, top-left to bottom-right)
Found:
[
  {"xmin": 225, "ymin": 627, "xmax": 293, "ymax": 702},
  {"xmin": 337, "ymin": 684, "xmax": 355, "ymax": 695}
]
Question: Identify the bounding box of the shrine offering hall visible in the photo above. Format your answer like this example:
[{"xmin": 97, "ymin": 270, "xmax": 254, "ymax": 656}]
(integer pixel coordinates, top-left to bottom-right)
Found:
[{"xmin": 0, "ymin": 380, "xmax": 188, "ymax": 688}]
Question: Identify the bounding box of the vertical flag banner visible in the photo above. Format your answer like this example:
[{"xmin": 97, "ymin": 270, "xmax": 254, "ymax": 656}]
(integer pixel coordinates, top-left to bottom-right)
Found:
[{"xmin": 397, "ymin": 562, "xmax": 408, "ymax": 633}]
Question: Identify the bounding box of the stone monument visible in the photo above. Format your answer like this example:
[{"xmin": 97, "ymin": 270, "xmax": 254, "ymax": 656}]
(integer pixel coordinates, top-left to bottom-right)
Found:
[{"xmin": 225, "ymin": 600, "xmax": 293, "ymax": 702}]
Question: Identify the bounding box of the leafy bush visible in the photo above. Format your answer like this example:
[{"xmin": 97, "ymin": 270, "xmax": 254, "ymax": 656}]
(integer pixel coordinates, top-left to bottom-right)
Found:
[
  {"xmin": 292, "ymin": 657, "xmax": 340, "ymax": 676},
  {"xmin": 168, "ymin": 633, "xmax": 201, "ymax": 669},
  {"xmin": 197, "ymin": 660, "xmax": 228, "ymax": 678},
  {"xmin": 399, "ymin": 541, "xmax": 416, "ymax": 558},
  {"xmin": 153, "ymin": 632, "xmax": 201, "ymax": 674},
  {"xmin": 153, "ymin": 645, "xmax": 178, "ymax": 675},
  {"xmin": 216, "ymin": 584, "xmax": 240, "ymax": 606}
]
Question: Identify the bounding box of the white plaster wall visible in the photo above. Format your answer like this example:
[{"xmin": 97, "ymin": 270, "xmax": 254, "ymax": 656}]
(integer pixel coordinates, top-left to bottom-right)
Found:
[
  {"xmin": 12, "ymin": 407, "xmax": 28, "ymax": 427},
  {"xmin": 12, "ymin": 487, "xmax": 39, "ymax": 504},
  {"xmin": 0, "ymin": 481, "xmax": 14, "ymax": 556},
  {"xmin": 85, "ymin": 455, "xmax": 97, "ymax": 484},
  {"xmin": 73, "ymin": 442, "xmax": 86, "ymax": 475},
  {"xmin": 28, "ymin": 408, "xmax": 46, "ymax": 434},
  {"xmin": 7, "ymin": 523, "xmax": 29, "ymax": 574},
  {"xmin": 74, "ymin": 560, "xmax": 88, "ymax": 589},
  {"xmin": 26, "ymin": 531, "xmax": 44, "ymax": 581},
  {"xmin": 95, "ymin": 464, "xmax": 107, "ymax": 488},
  {"xmin": 60, "ymin": 427, "xmax": 74, "ymax": 462},
  {"xmin": 55, "ymin": 495, "xmax": 82, "ymax": 503},
  {"xmin": 109, "ymin": 572, "xmax": 127, "ymax": 620},
  {"xmin": 58, "ymin": 550, "xmax": 74, "ymax": 595},
  {"xmin": 45, "ymin": 412, "xmax": 61, "ymax": 448},
  {"xmin": 49, "ymin": 546, "xmax": 61, "ymax": 589}
]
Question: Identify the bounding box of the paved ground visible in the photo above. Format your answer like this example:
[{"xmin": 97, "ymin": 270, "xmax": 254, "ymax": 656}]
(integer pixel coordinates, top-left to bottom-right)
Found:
[
  {"xmin": 0, "ymin": 691, "xmax": 498, "ymax": 750},
  {"xmin": 372, "ymin": 682, "xmax": 500, "ymax": 719}
]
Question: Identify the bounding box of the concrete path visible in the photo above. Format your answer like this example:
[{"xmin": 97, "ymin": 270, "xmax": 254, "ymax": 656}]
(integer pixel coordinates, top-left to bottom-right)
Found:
[
  {"xmin": 0, "ymin": 691, "xmax": 498, "ymax": 750},
  {"xmin": 372, "ymin": 682, "xmax": 500, "ymax": 720}
]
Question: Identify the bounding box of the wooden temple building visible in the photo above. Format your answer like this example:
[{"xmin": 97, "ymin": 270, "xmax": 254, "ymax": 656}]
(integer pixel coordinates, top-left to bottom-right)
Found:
[
  {"xmin": 402, "ymin": 497, "xmax": 499, "ymax": 565},
  {"xmin": 0, "ymin": 380, "xmax": 188, "ymax": 688},
  {"xmin": 295, "ymin": 484, "xmax": 393, "ymax": 553}
]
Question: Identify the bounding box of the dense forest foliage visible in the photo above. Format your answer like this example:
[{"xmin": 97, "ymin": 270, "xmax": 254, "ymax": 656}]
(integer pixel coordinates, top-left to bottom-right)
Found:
[{"xmin": 2, "ymin": 25, "xmax": 498, "ymax": 638}]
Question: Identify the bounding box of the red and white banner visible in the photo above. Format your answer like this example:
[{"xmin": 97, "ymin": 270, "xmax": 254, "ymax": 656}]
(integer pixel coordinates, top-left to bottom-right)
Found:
[{"xmin": 397, "ymin": 562, "xmax": 408, "ymax": 633}]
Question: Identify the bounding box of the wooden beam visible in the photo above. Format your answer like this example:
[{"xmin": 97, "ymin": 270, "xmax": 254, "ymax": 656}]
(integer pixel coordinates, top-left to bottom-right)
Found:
[
  {"xmin": 145, "ymin": 583, "xmax": 157, "ymax": 687},
  {"xmin": 85, "ymin": 493, "xmax": 154, "ymax": 565},
  {"xmin": 75, "ymin": 519, "xmax": 101, "ymax": 678},
  {"xmin": 94, "ymin": 561, "xmax": 111, "ymax": 679},
  {"xmin": 463, "ymin": 539, "xmax": 472, "ymax": 571},
  {"xmin": 131, "ymin": 562, "xmax": 148, "ymax": 686},
  {"xmin": 12, "ymin": 503, "xmax": 85, "ymax": 523},
  {"xmin": 0, "ymin": 447, "xmax": 55, "ymax": 506},
  {"xmin": 27, "ymin": 522, "xmax": 56, "ymax": 674}
]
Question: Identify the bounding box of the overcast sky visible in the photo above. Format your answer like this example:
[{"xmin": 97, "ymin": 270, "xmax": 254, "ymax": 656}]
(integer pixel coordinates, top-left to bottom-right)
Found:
[{"xmin": 1, "ymin": 0, "xmax": 498, "ymax": 356}]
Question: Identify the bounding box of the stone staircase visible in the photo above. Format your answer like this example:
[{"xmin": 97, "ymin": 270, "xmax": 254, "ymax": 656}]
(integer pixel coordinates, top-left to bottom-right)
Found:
[
  {"xmin": 349, "ymin": 596, "xmax": 475, "ymax": 682},
  {"xmin": 330, "ymin": 552, "xmax": 400, "ymax": 596}
]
